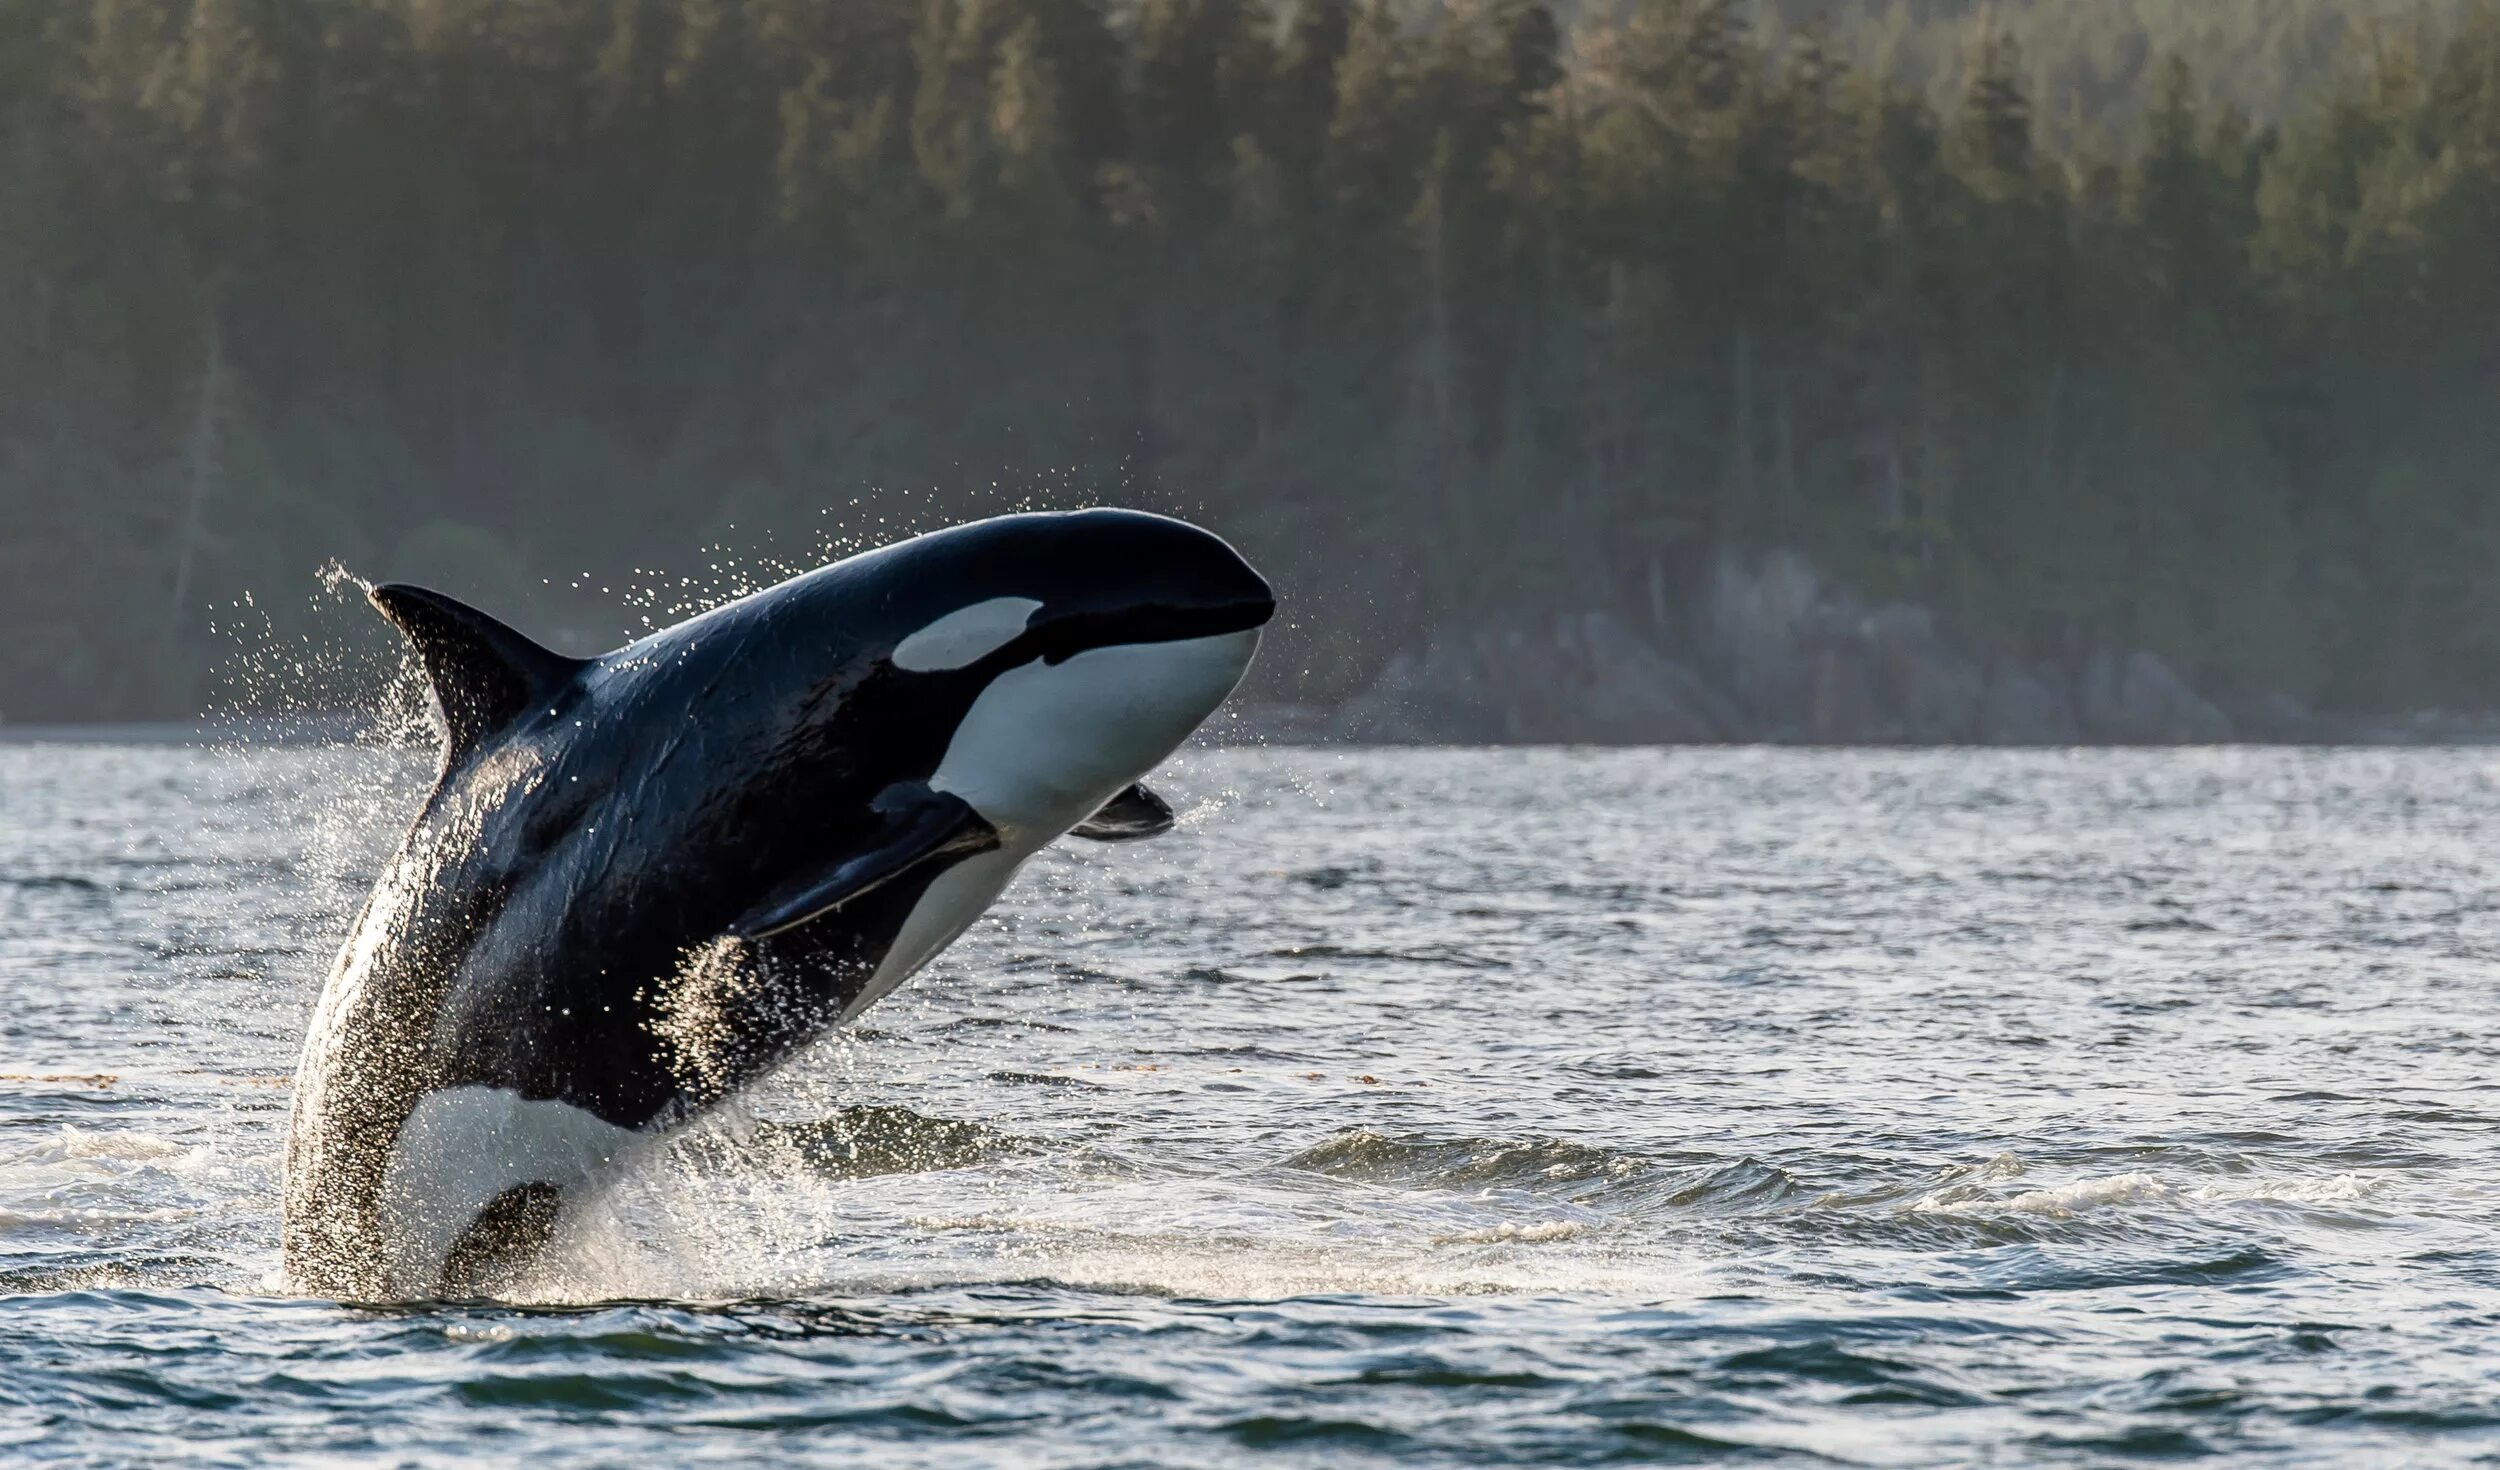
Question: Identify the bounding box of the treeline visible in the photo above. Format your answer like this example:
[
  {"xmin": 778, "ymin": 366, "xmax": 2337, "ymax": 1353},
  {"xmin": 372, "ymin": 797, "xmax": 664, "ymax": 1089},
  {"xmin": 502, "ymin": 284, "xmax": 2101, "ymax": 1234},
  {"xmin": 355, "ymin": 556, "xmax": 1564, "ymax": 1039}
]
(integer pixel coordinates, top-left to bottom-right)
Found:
[
  {"xmin": 1, "ymin": 0, "xmax": 2499, "ymax": 719},
  {"xmin": 1755, "ymin": 0, "xmax": 2469, "ymax": 139}
]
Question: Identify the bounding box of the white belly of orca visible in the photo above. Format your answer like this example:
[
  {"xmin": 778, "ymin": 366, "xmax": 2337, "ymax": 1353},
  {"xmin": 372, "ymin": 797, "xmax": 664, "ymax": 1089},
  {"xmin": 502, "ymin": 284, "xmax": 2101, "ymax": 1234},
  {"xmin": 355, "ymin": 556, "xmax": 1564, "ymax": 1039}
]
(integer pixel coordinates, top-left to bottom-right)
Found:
[
  {"xmin": 378, "ymin": 1085, "xmax": 634, "ymax": 1296},
  {"xmin": 838, "ymin": 629, "xmax": 1257, "ymax": 1020}
]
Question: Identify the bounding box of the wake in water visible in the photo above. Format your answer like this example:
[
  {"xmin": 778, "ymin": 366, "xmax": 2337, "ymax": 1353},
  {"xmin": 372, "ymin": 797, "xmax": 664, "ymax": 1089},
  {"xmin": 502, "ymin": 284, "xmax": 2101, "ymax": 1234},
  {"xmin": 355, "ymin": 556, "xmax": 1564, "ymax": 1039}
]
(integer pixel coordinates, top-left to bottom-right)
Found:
[{"xmin": 0, "ymin": 1081, "xmax": 2419, "ymax": 1310}]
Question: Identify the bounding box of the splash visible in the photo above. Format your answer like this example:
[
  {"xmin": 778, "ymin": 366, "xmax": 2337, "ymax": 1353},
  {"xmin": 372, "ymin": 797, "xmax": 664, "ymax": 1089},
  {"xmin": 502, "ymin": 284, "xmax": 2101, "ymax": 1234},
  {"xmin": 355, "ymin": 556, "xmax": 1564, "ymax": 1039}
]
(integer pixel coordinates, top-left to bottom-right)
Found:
[
  {"xmin": 643, "ymin": 938, "xmax": 834, "ymax": 1102},
  {"xmin": 531, "ymin": 1154, "xmax": 1693, "ymax": 1306},
  {"xmin": 205, "ymin": 561, "xmax": 433, "ymax": 750},
  {"xmin": 0, "ymin": 1126, "xmax": 220, "ymax": 1234}
]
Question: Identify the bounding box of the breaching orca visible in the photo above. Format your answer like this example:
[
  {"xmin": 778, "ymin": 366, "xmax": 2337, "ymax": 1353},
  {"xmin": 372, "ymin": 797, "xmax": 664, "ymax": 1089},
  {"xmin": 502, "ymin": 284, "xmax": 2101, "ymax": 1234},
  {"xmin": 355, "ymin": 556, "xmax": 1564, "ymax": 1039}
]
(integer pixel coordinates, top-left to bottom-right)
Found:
[{"xmin": 280, "ymin": 509, "xmax": 1274, "ymax": 1298}]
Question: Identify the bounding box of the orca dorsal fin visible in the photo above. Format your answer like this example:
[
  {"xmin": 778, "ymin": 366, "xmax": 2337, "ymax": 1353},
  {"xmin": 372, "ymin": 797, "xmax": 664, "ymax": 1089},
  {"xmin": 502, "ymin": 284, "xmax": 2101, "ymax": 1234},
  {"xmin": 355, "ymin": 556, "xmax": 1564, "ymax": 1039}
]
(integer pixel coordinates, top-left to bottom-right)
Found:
[{"xmin": 370, "ymin": 583, "xmax": 586, "ymax": 762}]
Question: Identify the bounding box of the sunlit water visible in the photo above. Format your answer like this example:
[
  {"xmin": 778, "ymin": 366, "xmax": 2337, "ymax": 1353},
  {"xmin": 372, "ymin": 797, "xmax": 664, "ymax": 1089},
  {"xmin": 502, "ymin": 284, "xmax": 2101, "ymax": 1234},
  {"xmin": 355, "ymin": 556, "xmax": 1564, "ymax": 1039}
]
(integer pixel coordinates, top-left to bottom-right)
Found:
[{"xmin": 4, "ymin": 744, "xmax": 2499, "ymax": 1466}]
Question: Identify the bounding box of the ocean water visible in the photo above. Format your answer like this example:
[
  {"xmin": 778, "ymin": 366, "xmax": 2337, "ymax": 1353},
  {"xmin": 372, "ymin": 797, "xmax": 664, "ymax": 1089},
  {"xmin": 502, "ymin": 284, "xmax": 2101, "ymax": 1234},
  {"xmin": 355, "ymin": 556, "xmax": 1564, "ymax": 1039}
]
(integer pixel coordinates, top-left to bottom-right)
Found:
[{"xmin": 3, "ymin": 742, "xmax": 2498, "ymax": 1466}]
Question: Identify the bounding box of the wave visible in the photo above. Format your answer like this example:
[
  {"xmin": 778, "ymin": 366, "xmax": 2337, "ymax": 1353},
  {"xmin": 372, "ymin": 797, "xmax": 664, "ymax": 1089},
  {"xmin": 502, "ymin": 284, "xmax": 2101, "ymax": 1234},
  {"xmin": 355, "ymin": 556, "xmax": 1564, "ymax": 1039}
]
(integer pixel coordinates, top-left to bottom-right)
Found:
[
  {"xmin": 544, "ymin": 1233, "xmax": 1687, "ymax": 1305},
  {"xmin": 5, "ymin": 1124, "xmax": 204, "ymax": 1167},
  {"xmin": 1427, "ymin": 1220, "xmax": 1591, "ymax": 1245},
  {"xmin": 1278, "ymin": 1129, "xmax": 1641, "ymax": 1191},
  {"xmin": 0, "ymin": 1203, "xmax": 200, "ymax": 1230},
  {"xmin": 1909, "ymin": 1163, "xmax": 2388, "ymax": 1221},
  {"xmin": 0, "ymin": 873, "xmax": 109, "ymax": 893},
  {"xmin": 746, "ymin": 1106, "xmax": 1036, "ymax": 1179},
  {"xmin": 0, "ymin": 1126, "xmax": 238, "ymax": 1242},
  {"xmin": 1276, "ymin": 1129, "xmax": 1807, "ymax": 1220},
  {"xmin": 658, "ymin": 1106, "xmax": 1039, "ymax": 1183}
]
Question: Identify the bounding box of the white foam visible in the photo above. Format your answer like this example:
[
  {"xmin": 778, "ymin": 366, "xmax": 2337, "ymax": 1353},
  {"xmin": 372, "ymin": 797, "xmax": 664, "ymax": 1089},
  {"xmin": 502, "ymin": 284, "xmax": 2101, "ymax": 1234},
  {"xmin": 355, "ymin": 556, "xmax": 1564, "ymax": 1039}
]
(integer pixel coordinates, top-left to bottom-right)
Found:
[
  {"xmin": 0, "ymin": 1127, "xmax": 224, "ymax": 1236},
  {"xmin": 1912, "ymin": 1169, "xmax": 2387, "ymax": 1220},
  {"xmin": 1431, "ymin": 1220, "xmax": 1591, "ymax": 1245},
  {"xmin": 2189, "ymin": 1173, "xmax": 2384, "ymax": 1207},
  {"xmin": 37, "ymin": 1125, "xmax": 196, "ymax": 1165}
]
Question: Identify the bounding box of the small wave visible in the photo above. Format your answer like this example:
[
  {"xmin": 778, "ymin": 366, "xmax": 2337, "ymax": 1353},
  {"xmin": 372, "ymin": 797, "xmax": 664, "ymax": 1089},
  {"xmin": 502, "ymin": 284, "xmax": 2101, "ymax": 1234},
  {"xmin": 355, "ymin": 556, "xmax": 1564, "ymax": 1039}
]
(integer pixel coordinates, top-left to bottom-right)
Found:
[
  {"xmin": 1258, "ymin": 943, "xmax": 1512, "ymax": 971},
  {"xmin": 1280, "ymin": 1129, "xmax": 1640, "ymax": 1191},
  {"xmin": 0, "ymin": 1256, "xmax": 228, "ymax": 1293},
  {"xmin": 1919, "ymin": 1172, "xmax": 2174, "ymax": 1219},
  {"xmin": 1650, "ymin": 1158, "xmax": 1803, "ymax": 1214},
  {"xmin": 2193, "ymin": 1174, "xmax": 2385, "ymax": 1207},
  {"xmin": 984, "ymin": 1070, "xmax": 1110, "ymax": 1092},
  {"xmin": 539, "ymin": 1220, "xmax": 1683, "ymax": 1304},
  {"xmin": 1181, "ymin": 965, "xmax": 1324, "ymax": 985},
  {"xmin": 1288, "ymin": 862, "xmax": 1376, "ymax": 890},
  {"xmin": 1912, "ymin": 1169, "xmax": 2386, "ymax": 1220},
  {"xmin": 925, "ymin": 1015, "xmax": 1075, "ymax": 1034},
  {"xmin": 8, "ymin": 1124, "xmax": 198, "ymax": 1166},
  {"xmin": 1429, "ymin": 1220, "xmax": 1590, "ymax": 1245},
  {"xmin": 744, "ymin": 1107, "xmax": 1033, "ymax": 1180},
  {"xmin": 0, "ymin": 873, "xmax": 108, "ymax": 893},
  {"xmin": 0, "ymin": 1126, "xmax": 226, "ymax": 1239},
  {"xmin": 0, "ymin": 1203, "xmax": 200, "ymax": 1231}
]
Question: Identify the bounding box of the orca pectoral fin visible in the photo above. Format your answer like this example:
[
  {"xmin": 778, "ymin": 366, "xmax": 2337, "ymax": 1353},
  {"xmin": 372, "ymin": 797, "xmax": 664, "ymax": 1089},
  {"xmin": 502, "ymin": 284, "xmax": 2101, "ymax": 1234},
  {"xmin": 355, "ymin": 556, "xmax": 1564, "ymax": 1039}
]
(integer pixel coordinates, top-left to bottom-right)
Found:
[
  {"xmin": 730, "ymin": 784, "xmax": 1000, "ymax": 940},
  {"xmin": 1070, "ymin": 782, "xmax": 1175, "ymax": 842}
]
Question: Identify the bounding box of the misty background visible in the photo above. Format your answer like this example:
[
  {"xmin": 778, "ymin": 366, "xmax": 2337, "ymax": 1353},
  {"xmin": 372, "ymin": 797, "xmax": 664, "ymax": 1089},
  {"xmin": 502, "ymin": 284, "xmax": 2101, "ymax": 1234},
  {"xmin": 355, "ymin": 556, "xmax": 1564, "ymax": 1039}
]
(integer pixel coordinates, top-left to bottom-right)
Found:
[{"xmin": 1, "ymin": 0, "xmax": 2495, "ymax": 732}]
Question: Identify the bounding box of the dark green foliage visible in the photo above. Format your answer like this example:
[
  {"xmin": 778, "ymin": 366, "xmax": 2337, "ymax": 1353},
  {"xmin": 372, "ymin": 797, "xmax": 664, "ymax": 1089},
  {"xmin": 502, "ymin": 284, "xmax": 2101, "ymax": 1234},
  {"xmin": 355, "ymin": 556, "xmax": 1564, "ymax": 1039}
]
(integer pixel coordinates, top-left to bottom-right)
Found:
[
  {"xmin": 2, "ymin": 0, "xmax": 2498, "ymax": 718},
  {"xmin": 1756, "ymin": 0, "xmax": 2467, "ymax": 140}
]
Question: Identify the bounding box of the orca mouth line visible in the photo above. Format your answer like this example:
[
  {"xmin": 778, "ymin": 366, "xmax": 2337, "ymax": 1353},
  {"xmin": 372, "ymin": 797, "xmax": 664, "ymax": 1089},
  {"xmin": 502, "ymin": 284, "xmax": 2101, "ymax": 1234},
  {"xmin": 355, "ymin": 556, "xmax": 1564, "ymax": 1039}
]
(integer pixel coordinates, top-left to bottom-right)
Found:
[{"xmin": 1022, "ymin": 599, "xmax": 1274, "ymax": 666}]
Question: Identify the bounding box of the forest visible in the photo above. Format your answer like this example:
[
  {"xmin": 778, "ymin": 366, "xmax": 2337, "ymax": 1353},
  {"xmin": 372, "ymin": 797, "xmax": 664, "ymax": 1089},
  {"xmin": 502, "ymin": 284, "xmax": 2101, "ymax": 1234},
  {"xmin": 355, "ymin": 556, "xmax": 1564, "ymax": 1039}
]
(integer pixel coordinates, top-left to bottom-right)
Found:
[{"xmin": 0, "ymin": 0, "xmax": 2496, "ymax": 720}]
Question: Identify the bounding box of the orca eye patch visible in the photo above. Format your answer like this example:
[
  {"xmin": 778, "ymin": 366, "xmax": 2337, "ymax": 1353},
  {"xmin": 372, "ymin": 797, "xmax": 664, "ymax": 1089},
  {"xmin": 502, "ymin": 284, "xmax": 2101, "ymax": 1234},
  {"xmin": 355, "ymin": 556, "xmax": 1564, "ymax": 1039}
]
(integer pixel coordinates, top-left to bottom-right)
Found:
[{"xmin": 892, "ymin": 597, "xmax": 1044, "ymax": 672}]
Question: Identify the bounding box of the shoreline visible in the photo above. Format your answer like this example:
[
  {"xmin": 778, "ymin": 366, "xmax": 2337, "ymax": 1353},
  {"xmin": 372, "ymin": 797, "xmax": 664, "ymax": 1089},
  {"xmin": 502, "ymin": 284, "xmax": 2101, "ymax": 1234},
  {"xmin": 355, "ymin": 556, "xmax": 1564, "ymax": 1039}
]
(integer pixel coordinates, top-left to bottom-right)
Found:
[{"xmin": 7, "ymin": 712, "xmax": 2500, "ymax": 749}]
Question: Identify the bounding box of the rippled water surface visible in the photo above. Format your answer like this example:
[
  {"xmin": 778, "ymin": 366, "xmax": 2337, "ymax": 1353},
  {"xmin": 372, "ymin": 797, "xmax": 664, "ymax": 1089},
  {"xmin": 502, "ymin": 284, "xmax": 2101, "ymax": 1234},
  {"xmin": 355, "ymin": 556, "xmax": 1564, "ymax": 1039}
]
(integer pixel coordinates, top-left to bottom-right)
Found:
[{"xmin": 5, "ymin": 743, "xmax": 2500, "ymax": 1466}]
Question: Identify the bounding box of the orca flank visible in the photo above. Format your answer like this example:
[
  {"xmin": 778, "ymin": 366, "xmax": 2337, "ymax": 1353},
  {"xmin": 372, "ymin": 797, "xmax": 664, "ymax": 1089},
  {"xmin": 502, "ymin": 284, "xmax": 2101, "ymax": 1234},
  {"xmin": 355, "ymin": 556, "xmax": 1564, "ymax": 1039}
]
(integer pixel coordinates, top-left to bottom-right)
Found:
[{"xmin": 281, "ymin": 510, "xmax": 1273, "ymax": 1299}]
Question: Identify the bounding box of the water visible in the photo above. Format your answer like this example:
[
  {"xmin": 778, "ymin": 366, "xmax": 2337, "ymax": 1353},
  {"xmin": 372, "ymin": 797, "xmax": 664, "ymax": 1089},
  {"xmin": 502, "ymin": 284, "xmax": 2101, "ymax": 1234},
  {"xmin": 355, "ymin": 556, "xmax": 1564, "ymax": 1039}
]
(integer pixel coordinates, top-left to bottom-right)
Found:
[{"xmin": 5, "ymin": 743, "xmax": 2499, "ymax": 1466}]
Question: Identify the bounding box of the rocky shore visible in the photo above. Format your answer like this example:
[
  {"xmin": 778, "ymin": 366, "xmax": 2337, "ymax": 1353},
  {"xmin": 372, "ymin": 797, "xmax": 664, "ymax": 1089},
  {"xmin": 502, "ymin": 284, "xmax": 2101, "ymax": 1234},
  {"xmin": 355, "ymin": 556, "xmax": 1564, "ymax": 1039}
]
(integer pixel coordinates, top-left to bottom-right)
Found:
[{"xmin": 1292, "ymin": 550, "xmax": 2457, "ymax": 747}]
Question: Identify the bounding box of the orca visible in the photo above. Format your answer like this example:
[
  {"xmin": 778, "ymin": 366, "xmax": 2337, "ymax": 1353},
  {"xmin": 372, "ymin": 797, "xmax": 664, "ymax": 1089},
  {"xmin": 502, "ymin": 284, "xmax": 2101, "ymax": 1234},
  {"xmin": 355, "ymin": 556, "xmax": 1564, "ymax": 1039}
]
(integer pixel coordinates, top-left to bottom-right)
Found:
[{"xmin": 280, "ymin": 509, "xmax": 1274, "ymax": 1298}]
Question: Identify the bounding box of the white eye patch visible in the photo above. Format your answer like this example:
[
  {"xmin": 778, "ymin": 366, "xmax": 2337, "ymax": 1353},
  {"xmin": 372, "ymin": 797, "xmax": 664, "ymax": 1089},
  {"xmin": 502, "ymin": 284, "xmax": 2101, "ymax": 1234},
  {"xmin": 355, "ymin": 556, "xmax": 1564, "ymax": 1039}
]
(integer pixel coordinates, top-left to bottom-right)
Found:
[{"xmin": 891, "ymin": 596, "xmax": 1045, "ymax": 672}]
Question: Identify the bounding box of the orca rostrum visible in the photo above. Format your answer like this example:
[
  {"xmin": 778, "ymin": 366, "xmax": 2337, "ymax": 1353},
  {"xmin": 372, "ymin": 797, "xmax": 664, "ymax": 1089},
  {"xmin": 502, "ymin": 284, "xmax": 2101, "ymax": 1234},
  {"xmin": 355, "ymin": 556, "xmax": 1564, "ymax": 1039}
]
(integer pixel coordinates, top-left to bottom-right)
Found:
[{"xmin": 280, "ymin": 509, "xmax": 1274, "ymax": 1298}]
